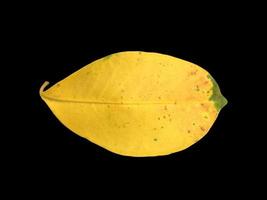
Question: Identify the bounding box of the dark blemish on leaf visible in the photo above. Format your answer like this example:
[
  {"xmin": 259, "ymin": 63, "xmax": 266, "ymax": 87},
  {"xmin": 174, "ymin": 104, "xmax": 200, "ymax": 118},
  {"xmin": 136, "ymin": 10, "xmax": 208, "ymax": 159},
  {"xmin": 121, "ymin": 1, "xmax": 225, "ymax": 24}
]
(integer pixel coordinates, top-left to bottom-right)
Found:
[
  {"xmin": 163, "ymin": 115, "xmax": 166, "ymax": 119},
  {"xmin": 190, "ymin": 70, "xmax": 198, "ymax": 76},
  {"xmin": 154, "ymin": 138, "xmax": 158, "ymax": 141},
  {"xmin": 139, "ymin": 52, "xmax": 142, "ymax": 55},
  {"xmin": 204, "ymin": 116, "xmax": 208, "ymax": 119},
  {"xmin": 196, "ymin": 85, "xmax": 200, "ymax": 91},
  {"xmin": 174, "ymin": 101, "xmax": 177, "ymax": 104},
  {"xmin": 154, "ymin": 128, "xmax": 157, "ymax": 131},
  {"xmin": 56, "ymin": 83, "xmax": 61, "ymax": 87},
  {"xmin": 158, "ymin": 117, "xmax": 160, "ymax": 120},
  {"xmin": 201, "ymin": 103, "xmax": 204, "ymax": 106},
  {"xmin": 187, "ymin": 130, "xmax": 191, "ymax": 133},
  {"xmin": 161, "ymin": 126, "xmax": 164, "ymax": 129},
  {"xmin": 207, "ymin": 91, "xmax": 210, "ymax": 93},
  {"xmin": 158, "ymin": 96, "xmax": 161, "ymax": 100},
  {"xmin": 164, "ymin": 106, "xmax": 168, "ymax": 110},
  {"xmin": 193, "ymin": 123, "xmax": 195, "ymax": 126},
  {"xmin": 200, "ymin": 126, "xmax": 205, "ymax": 131},
  {"xmin": 168, "ymin": 114, "xmax": 171, "ymax": 117},
  {"xmin": 121, "ymin": 89, "xmax": 125, "ymax": 93},
  {"xmin": 107, "ymin": 105, "xmax": 110, "ymax": 108}
]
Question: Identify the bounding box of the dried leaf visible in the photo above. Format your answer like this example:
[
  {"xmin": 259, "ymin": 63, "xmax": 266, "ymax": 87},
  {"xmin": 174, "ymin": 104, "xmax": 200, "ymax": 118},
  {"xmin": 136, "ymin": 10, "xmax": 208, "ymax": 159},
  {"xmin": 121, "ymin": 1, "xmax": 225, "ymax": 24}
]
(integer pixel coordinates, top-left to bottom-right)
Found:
[{"xmin": 40, "ymin": 51, "xmax": 227, "ymax": 157}]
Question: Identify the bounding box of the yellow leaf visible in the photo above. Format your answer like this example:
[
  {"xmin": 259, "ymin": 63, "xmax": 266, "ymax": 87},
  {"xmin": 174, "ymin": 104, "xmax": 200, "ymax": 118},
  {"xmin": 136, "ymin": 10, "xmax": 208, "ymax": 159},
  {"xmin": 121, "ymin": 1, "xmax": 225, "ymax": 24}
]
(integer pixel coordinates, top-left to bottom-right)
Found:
[{"xmin": 40, "ymin": 51, "xmax": 227, "ymax": 157}]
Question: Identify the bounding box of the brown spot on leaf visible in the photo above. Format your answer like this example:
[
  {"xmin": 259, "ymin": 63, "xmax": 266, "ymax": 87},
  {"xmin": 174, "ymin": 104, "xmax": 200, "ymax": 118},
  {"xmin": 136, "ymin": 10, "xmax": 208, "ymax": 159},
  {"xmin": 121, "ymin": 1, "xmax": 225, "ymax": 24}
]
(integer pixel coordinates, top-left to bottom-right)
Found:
[
  {"xmin": 200, "ymin": 126, "xmax": 205, "ymax": 131},
  {"xmin": 200, "ymin": 103, "xmax": 209, "ymax": 111},
  {"xmin": 189, "ymin": 70, "xmax": 198, "ymax": 76}
]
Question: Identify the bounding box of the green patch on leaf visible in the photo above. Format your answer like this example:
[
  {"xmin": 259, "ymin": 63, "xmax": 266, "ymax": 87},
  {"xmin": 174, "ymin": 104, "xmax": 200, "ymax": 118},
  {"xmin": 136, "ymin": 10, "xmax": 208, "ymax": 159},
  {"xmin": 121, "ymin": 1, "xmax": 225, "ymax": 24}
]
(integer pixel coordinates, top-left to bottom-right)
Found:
[{"xmin": 207, "ymin": 74, "xmax": 228, "ymax": 112}]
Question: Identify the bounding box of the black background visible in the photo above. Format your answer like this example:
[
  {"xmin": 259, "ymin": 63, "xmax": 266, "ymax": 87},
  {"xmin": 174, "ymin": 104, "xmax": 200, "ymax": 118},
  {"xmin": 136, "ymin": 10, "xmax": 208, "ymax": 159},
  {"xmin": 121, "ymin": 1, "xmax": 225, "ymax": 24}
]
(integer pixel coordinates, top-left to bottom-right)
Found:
[{"xmin": 3, "ymin": 3, "xmax": 261, "ymax": 195}]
